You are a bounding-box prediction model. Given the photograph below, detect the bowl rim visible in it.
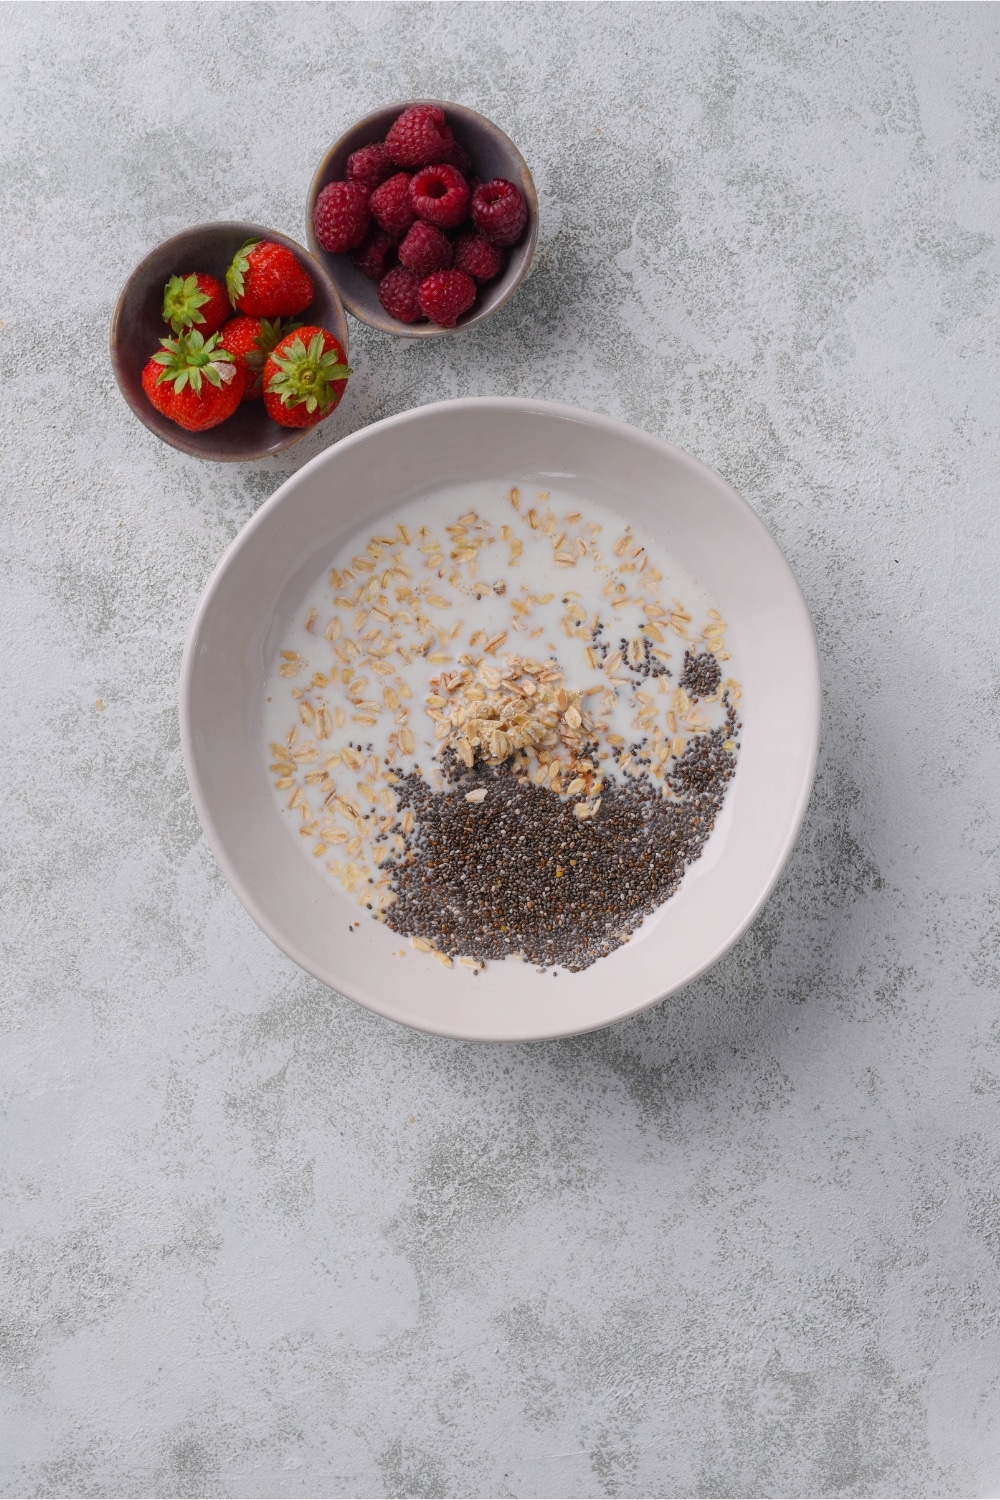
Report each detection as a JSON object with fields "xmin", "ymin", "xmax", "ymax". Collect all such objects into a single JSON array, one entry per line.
[
  {"xmin": 305, "ymin": 99, "xmax": 538, "ymax": 339},
  {"xmin": 109, "ymin": 220, "xmax": 350, "ymax": 463},
  {"xmin": 179, "ymin": 396, "xmax": 822, "ymax": 1042}
]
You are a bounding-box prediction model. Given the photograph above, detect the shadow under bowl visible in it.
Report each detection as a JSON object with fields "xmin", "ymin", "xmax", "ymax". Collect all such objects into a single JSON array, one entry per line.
[
  {"xmin": 306, "ymin": 101, "xmax": 538, "ymax": 338},
  {"xmin": 110, "ymin": 222, "xmax": 350, "ymax": 462}
]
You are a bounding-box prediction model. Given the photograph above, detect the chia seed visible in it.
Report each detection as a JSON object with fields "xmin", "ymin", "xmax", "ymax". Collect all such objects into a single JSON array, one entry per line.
[
  {"xmin": 679, "ymin": 649, "xmax": 722, "ymax": 700},
  {"xmin": 617, "ymin": 634, "xmax": 672, "ymax": 680},
  {"xmin": 380, "ymin": 695, "xmax": 741, "ymax": 972}
]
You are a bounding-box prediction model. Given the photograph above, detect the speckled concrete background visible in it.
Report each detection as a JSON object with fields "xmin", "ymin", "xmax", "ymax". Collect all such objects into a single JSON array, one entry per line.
[{"xmin": 2, "ymin": 3, "xmax": 999, "ymax": 1496}]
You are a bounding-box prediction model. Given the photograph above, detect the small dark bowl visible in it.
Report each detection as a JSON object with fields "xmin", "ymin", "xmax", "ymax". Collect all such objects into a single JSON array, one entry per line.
[
  {"xmin": 110, "ymin": 222, "xmax": 350, "ymax": 462},
  {"xmin": 306, "ymin": 102, "xmax": 538, "ymax": 338}
]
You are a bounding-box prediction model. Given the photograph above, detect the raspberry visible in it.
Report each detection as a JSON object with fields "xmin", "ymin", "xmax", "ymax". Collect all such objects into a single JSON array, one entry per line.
[
  {"xmin": 410, "ymin": 164, "xmax": 471, "ymax": 230},
  {"xmin": 444, "ymin": 138, "xmax": 472, "ymax": 176},
  {"xmin": 350, "ymin": 226, "xmax": 397, "ymax": 281},
  {"xmin": 398, "ymin": 221, "xmax": 452, "ymax": 276},
  {"xmin": 385, "ymin": 104, "xmax": 454, "ymax": 169},
  {"xmin": 452, "ymin": 231, "xmax": 506, "ymax": 283},
  {"xmin": 313, "ymin": 181, "xmax": 370, "ymax": 253},
  {"xmin": 369, "ymin": 171, "xmax": 417, "ymax": 240},
  {"xmin": 346, "ymin": 142, "xmax": 394, "ymax": 194},
  {"xmin": 471, "ymin": 178, "xmax": 528, "ymax": 246},
  {"xmin": 378, "ymin": 266, "xmax": 425, "ymax": 324},
  {"xmin": 418, "ymin": 269, "xmax": 477, "ymax": 327}
]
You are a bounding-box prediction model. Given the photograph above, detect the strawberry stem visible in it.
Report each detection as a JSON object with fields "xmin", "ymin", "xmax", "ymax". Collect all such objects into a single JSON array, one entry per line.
[
  {"xmin": 151, "ymin": 330, "xmax": 234, "ymax": 395},
  {"xmin": 266, "ymin": 332, "xmax": 351, "ymax": 415},
  {"xmin": 225, "ymin": 239, "xmax": 259, "ymax": 306},
  {"xmin": 162, "ymin": 274, "xmax": 210, "ymax": 334}
]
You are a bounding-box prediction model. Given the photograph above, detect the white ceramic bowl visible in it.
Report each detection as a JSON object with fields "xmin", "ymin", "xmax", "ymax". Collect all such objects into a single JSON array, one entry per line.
[{"xmin": 180, "ymin": 399, "xmax": 820, "ymax": 1042}]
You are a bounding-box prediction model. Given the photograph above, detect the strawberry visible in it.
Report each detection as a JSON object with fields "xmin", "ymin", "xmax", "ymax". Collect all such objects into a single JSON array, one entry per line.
[
  {"xmin": 217, "ymin": 315, "xmax": 294, "ymax": 401},
  {"xmin": 142, "ymin": 330, "xmax": 245, "ymax": 431},
  {"xmin": 226, "ymin": 239, "xmax": 314, "ymax": 318},
  {"xmin": 161, "ymin": 272, "xmax": 229, "ymax": 336},
  {"xmin": 263, "ymin": 326, "xmax": 350, "ymax": 429}
]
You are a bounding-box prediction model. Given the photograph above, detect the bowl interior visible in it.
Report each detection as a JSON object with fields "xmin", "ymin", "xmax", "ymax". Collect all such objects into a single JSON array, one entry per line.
[
  {"xmin": 180, "ymin": 399, "xmax": 820, "ymax": 1041},
  {"xmin": 306, "ymin": 102, "xmax": 538, "ymax": 338},
  {"xmin": 111, "ymin": 222, "xmax": 349, "ymax": 462}
]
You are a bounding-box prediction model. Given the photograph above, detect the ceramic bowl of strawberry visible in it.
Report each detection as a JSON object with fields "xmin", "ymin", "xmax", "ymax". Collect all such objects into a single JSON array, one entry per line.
[
  {"xmin": 111, "ymin": 222, "xmax": 350, "ymax": 462},
  {"xmin": 306, "ymin": 102, "xmax": 537, "ymax": 338}
]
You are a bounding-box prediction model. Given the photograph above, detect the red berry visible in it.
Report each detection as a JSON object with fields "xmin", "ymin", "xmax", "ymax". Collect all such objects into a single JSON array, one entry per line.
[
  {"xmin": 410, "ymin": 164, "xmax": 470, "ymax": 230},
  {"xmin": 444, "ymin": 139, "xmax": 473, "ymax": 176},
  {"xmin": 216, "ymin": 315, "xmax": 291, "ymax": 400},
  {"xmin": 350, "ymin": 226, "xmax": 397, "ymax": 281},
  {"xmin": 377, "ymin": 266, "xmax": 425, "ymax": 324},
  {"xmin": 418, "ymin": 269, "xmax": 477, "ymax": 327},
  {"xmin": 369, "ymin": 172, "xmax": 417, "ymax": 240},
  {"xmin": 170, "ymin": 368, "xmax": 246, "ymax": 431},
  {"xmin": 142, "ymin": 330, "xmax": 246, "ymax": 431},
  {"xmin": 142, "ymin": 356, "xmax": 178, "ymax": 420},
  {"xmin": 398, "ymin": 221, "xmax": 452, "ymax": 276},
  {"xmin": 263, "ymin": 326, "xmax": 350, "ymax": 429},
  {"xmin": 313, "ymin": 181, "xmax": 370, "ymax": 253},
  {"xmin": 452, "ymin": 231, "xmax": 506, "ymax": 283},
  {"xmin": 346, "ymin": 142, "xmax": 394, "ymax": 193},
  {"xmin": 161, "ymin": 273, "xmax": 229, "ymax": 337},
  {"xmin": 471, "ymin": 178, "xmax": 528, "ymax": 246},
  {"xmin": 226, "ymin": 240, "xmax": 314, "ymax": 318},
  {"xmin": 385, "ymin": 104, "xmax": 454, "ymax": 169}
]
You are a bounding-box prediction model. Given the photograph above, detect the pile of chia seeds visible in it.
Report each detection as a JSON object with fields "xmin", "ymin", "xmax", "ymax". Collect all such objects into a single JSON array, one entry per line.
[
  {"xmin": 379, "ymin": 693, "xmax": 741, "ymax": 971},
  {"xmin": 679, "ymin": 648, "xmax": 723, "ymax": 699}
]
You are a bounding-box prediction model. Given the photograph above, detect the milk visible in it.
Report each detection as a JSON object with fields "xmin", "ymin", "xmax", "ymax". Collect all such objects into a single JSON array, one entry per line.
[{"xmin": 263, "ymin": 482, "xmax": 739, "ymax": 895}]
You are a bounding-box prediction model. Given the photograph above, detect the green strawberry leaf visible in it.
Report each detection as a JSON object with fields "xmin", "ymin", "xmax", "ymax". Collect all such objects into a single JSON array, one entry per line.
[
  {"xmin": 162, "ymin": 273, "xmax": 211, "ymax": 334},
  {"xmin": 244, "ymin": 317, "xmax": 298, "ymax": 372},
  {"xmin": 225, "ymin": 238, "xmax": 259, "ymax": 306},
  {"xmin": 265, "ymin": 331, "xmax": 351, "ymax": 415},
  {"xmin": 152, "ymin": 330, "xmax": 234, "ymax": 393}
]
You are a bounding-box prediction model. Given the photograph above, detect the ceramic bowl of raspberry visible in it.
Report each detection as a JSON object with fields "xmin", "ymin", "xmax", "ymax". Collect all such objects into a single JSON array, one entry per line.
[
  {"xmin": 306, "ymin": 101, "xmax": 538, "ymax": 338},
  {"xmin": 110, "ymin": 222, "xmax": 351, "ymax": 462}
]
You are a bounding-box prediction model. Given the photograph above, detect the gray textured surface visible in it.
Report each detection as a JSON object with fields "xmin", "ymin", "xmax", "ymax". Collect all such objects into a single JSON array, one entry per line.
[{"xmin": 1, "ymin": 3, "xmax": 999, "ymax": 1495}]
